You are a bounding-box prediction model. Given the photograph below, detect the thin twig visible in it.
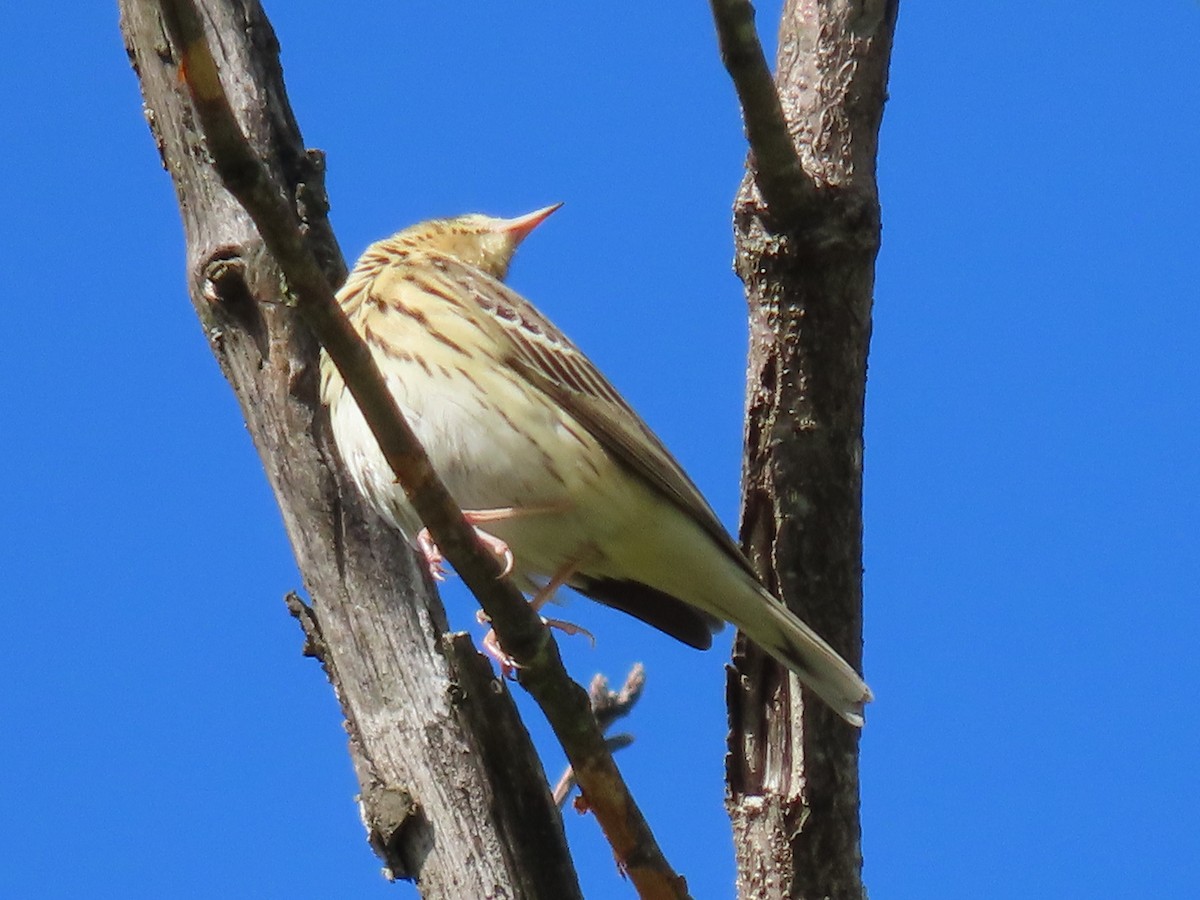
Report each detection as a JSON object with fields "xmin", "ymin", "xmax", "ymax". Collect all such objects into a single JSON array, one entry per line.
[
  {"xmin": 157, "ymin": 2, "xmax": 687, "ymax": 895},
  {"xmin": 708, "ymin": 0, "xmax": 814, "ymax": 222},
  {"xmin": 554, "ymin": 735, "xmax": 635, "ymax": 808},
  {"xmin": 554, "ymin": 665, "xmax": 647, "ymax": 806},
  {"xmin": 592, "ymin": 664, "xmax": 647, "ymax": 730}
]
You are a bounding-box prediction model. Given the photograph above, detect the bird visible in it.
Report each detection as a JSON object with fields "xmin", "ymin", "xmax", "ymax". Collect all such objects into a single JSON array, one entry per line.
[{"xmin": 318, "ymin": 205, "xmax": 873, "ymax": 726}]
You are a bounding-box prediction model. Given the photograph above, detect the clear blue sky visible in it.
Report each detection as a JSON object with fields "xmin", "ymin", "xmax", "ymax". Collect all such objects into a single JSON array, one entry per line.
[{"xmin": 3, "ymin": 2, "xmax": 1197, "ymax": 897}]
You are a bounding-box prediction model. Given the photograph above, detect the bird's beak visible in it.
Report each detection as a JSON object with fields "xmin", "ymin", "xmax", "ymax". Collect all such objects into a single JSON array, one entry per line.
[{"xmin": 496, "ymin": 203, "xmax": 563, "ymax": 244}]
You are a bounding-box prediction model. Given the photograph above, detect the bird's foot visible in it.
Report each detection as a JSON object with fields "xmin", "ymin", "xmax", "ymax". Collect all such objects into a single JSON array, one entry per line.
[
  {"xmin": 478, "ymin": 618, "xmax": 518, "ymax": 677},
  {"xmin": 477, "ymin": 609, "xmax": 595, "ymax": 679},
  {"xmin": 416, "ymin": 513, "xmax": 516, "ymax": 581},
  {"xmin": 471, "ymin": 526, "xmax": 515, "ymax": 577},
  {"xmin": 416, "ymin": 528, "xmax": 448, "ymax": 581},
  {"xmin": 542, "ymin": 617, "xmax": 596, "ymax": 647}
]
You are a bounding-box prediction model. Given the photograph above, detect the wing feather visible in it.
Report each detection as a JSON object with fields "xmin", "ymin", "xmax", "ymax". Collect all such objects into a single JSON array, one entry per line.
[{"xmin": 422, "ymin": 253, "xmax": 753, "ymax": 575}]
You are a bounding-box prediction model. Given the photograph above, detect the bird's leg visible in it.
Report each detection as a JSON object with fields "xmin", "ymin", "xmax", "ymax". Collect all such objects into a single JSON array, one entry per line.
[
  {"xmin": 416, "ymin": 529, "xmax": 448, "ymax": 581},
  {"xmin": 414, "ymin": 509, "xmax": 516, "ymax": 581},
  {"xmin": 470, "ymin": 527, "xmax": 515, "ymax": 577},
  {"xmin": 480, "ymin": 627, "xmax": 515, "ymax": 677},
  {"xmin": 480, "ymin": 556, "xmax": 596, "ymax": 678},
  {"xmin": 531, "ymin": 560, "xmax": 596, "ymax": 644},
  {"xmin": 415, "ymin": 504, "xmax": 568, "ymax": 581},
  {"xmin": 530, "ymin": 557, "xmax": 580, "ymax": 609}
]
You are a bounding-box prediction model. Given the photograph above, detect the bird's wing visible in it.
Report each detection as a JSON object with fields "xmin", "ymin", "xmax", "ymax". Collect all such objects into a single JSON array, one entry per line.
[{"xmin": 424, "ymin": 253, "xmax": 753, "ymax": 574}]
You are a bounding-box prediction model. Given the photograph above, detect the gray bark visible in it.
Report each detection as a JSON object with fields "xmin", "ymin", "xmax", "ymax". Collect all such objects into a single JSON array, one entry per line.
[
  {"xmin": 118, "ymin": 1, "xmax": 580, "ymax": 896},
  {"xmin": 726, "ymin": 1, "xmax": 898, "ymax": 898}
]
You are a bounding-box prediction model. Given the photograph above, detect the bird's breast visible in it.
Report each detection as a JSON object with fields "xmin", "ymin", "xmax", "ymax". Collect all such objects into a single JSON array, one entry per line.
[
  {"xmin": 325, "ymin": 337, "xmax": 638, "ymax": 582},
  {"xmin": 386, "ymin": 351, "xmax": 562, "ymax": 489}
]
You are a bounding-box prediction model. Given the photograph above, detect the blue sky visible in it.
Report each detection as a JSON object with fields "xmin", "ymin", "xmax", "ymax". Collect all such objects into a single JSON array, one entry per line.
[{"xmin": 2, "ymin": 2, "xmax": 1197, "ymax": 897}]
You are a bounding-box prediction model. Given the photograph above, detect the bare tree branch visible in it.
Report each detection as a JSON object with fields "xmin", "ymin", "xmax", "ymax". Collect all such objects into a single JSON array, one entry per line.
[
  {"xmin": 151, "ymin": 0, "xmax": 687, "ymax": 895},
  {"xmin": 708, "ymin": 0, "xmax": 812, "ymax": 222},
  {"xmin": 553, "ymin": 666, "xmax": 647, "ymax": 807},
  {"xmin": 709, "ymin": 0, "xmax": 899, "ymax": 898},
  {"xmin": 121, "ymin": 0, "xmax": 581, "ymax": 892}
]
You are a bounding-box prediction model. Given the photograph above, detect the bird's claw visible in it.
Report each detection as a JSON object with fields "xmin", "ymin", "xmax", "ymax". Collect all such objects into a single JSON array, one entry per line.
[
  {"xmin": 482, "ymin": 627, "xmax": 520, "ymax": 679},
  {"xmin": 416, "ymin": 524, "xmax": 514, "ymax": 580},
  {"xmin": 472, "ymin": 528, "xmax": 515, "ymax": 578},
  {"xmin": 542, "ymin": 617, "xmax": 596, "ymax": 647},
  {"xmin": 480, "ymin": 614, "xmax": 596, "ymax": 679},
  {"xmin": 417, "ymin": 528, "xmax": 449, "ymax": 581}
]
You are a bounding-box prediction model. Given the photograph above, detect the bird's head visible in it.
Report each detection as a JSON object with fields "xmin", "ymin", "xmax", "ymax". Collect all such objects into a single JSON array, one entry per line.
[{"xmin": 393, "ymin": 203, "xmax": 562, "ymax": 280}]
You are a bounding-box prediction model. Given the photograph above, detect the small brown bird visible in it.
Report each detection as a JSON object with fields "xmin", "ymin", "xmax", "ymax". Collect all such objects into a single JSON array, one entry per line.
[{"xmin": 319, "ymin": 205, "xmax": 872, "ymax": 726}]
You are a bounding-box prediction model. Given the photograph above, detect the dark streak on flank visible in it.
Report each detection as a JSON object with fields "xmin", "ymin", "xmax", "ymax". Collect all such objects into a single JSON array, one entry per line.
[
  {"xmin": 427, "ymin": 328, "xmax": 466, "ymax": 354},
  {"xmin": 559, "ymin": 419, "xmax": 605, "ymax": 478},
  {"xmin": 420, "ymin": 277, "xmax": 470, "ymax": 311},
  {"xmin": 363, "ymin": 324, "xmax": 409, "ymax": 361},
  {"xmin": 392, "ymin": 298, "xmax": 466, "ymax": 355},
  {"xmin": 453, "ymin": 365, "xmax": 484, "ymax": 394},
  {"xmin": 394, "ymin": 300, "xmax": 429, "ymax": 326},
  {"xmin": 536, "ymin": 445, "xmax": 564, "ymax": 484}
]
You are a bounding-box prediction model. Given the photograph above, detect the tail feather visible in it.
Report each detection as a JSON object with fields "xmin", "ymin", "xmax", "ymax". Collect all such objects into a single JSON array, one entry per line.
[
  {"xmin": 735, "ymin": 587, "xmax": 872, "ymax": 727},
  {"xmin": 575, "ymin": 576, "xmax": 723, "ymax": 651}
]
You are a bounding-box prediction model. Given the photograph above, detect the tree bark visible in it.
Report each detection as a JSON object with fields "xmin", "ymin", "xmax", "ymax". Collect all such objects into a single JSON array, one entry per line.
[
  {"xmin": 724, "ymin": 1, "xmax": 898, "ymax": 898},
  {"xmin": 118, "ymin": 2, "xmax": 580, "ymax": 896}
]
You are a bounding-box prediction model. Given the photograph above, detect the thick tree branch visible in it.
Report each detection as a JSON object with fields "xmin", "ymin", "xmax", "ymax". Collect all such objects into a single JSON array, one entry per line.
[
  {"xmin": 122, "ymin": 0, "xmax": 578, "ymax": 895},
  {"xmin": 710, "ymin": 1, "xmax": 899, "ymax": 898},
  {"xmin": 154, "ymin": 1, "xmax": 686, "ymax": 895}
]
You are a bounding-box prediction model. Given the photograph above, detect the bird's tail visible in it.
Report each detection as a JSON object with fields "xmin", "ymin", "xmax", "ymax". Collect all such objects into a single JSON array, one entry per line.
[{"xmin": 733, "ymin": 584, "xmax": 873, "ymax": 727}]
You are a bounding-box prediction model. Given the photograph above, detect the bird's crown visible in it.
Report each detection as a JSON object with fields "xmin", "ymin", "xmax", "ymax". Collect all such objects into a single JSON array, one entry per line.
[{"xmin": 386, "ymin": 203, "xmax": 562, "ymax": 280}]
